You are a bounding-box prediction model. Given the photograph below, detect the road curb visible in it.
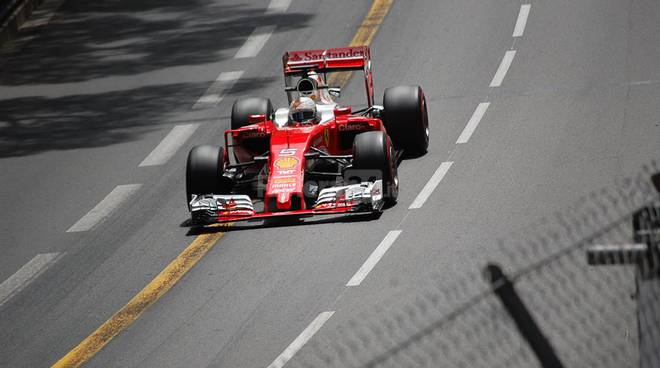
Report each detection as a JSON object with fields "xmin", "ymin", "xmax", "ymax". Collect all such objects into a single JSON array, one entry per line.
[{"xmin": 0, "ymin": 0, "xmax": 44, "ymax": 45}]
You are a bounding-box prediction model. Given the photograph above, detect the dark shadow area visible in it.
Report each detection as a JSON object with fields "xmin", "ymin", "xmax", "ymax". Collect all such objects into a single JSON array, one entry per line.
[
  {"xmin": 0, "ymin": 0, "xmax": 313, "ymax": 85},
  {"xmin": 0, "ymin": 0, "xmax": 312, "ymax": 157},
  {"xmin": 0, "ymin": 76, "xmax": 276, "ymax": 157},
  {"xmin": 184, "ymin": 211, "xmax": 382, "ymax": 235}
]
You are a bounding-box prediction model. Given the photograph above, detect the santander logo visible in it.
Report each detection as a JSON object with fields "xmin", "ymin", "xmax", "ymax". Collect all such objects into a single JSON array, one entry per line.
[
  {"xmin": 289, "ymin": 52, "xmax": 303, "ymax": 62},
  {"xmin": 288, "ymin": 48, "xmax": 364, "ymax": 62}
]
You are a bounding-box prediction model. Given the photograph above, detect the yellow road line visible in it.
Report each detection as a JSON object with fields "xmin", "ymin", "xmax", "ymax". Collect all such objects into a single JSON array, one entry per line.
[
  {"xmin": 52, "ymin": 1, "xmax": 395, "ymax": 366},
  {"xmin": 327, "ymin": 0, "xmax": 394, "ymax": 88},
  {"xmin": 350, "ymin": 0, "xmax": 394, "ymax": 46},
  {"xmin": 51, "ymin": 228, "xmax": 228, "ymax": 368}
]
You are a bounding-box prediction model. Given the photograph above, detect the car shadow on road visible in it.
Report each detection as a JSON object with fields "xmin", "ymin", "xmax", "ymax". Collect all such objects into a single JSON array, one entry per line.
[{"xmin": 182, "ymin": 212, "xmax": 383, "ymax": 235}]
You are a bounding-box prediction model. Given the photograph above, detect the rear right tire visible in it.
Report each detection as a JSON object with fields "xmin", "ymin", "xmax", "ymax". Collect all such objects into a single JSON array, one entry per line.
[{"xmin": 382, "ymin": 85, "xmax": 429, "ymax": 156}]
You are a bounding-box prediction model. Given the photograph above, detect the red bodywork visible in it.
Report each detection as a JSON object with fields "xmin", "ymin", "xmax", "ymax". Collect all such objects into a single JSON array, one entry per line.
[{"xmin": 212, "ymin": 46, "xmax": 387, "ymax": 223}]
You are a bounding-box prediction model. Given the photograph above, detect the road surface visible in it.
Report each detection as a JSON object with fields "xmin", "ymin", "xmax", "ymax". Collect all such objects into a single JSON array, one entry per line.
[{"xmin": 0, "ymin": 0, "xmax": 659, "ymax": 366}]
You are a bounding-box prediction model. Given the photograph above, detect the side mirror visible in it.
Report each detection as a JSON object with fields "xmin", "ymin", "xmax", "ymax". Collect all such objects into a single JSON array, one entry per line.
[
  {"xmin": 248, "ymin": 114, "xmax": 267, "ymax": 124},
  {"xmin": 328, "ymin": 87, "xmax": 341, "ymax": 98},
  {"xmin": 334, "ymin": 106, "xmax": 352, "ymax": 116},
  {"xmin": 371, "ymin": 105, "xmax": 384, "ymax": 118}
]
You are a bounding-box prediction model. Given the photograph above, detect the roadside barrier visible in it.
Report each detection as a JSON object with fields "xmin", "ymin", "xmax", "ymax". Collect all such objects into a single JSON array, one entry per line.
[{"xmin": 287, "ymin": 159, "xmax": 660, "ymax": 368}]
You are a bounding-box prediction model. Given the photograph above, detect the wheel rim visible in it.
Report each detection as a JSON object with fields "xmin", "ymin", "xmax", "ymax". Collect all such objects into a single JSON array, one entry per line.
[
  {"xmin": 422, "ymin": 96, "xmax": 429, "ymax": 146},
  {"xmin": 388, "ymin": 143, "xmax": 399, "ymax": 200}
]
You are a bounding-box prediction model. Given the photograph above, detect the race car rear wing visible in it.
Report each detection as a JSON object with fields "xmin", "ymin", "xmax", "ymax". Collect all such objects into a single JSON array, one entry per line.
[
  {"xmin": 282, "ymin": 46, "xmax": 370, "ymax": 73},
  {"xmin": 282, "ymin": 46, "xmax": 375, "ymax": 106}
]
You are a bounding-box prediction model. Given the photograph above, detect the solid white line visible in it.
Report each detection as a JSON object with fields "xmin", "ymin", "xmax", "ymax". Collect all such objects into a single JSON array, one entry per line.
[
  {"xmin": 266, "ymin": 0, "xmax": 292, "ymax": 14},
  {"xmin": 456, "ymin": 102, "xmax": 490, "ymax": 144},
  {"xmin": 347, "ymin": 230, "xmax": 402, "ymax": 286},
  {"xmin": 266, "ymin": 311, "xmax": 335, "ymax": 368},
  {"xmin": 409, "ymin": 162, "xmax": 454, "ymax": 209},
  {"xmin": 139, "ymin": 124, "xmax": 200, "ymax": 167},
  {"xmin": 0, "ymin": 253, "xmax": 62, "ymax": 306},
  {"xmin": 489, "ymin": 50, "xmax": 516, "ymax": 87},
  {"xmin": 234, "ymin": 26, "xmax": 276, "ymax": 58},
  {"xmin": 512, "ymin": 4, "xmax": 531, "ymax": 37},
  {"xmin": 67, "ymin": 184, "xmax": 142, "ymax": 232},
  {"xmin": 192, "ymin": 71, "xmax": 244, "ymax": 110}
]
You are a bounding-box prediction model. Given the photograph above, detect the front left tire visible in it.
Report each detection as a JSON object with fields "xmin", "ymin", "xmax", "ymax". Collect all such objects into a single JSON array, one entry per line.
[{"xmin": 186, "ymin": 145, "xmax": 232, "ymax": 208}]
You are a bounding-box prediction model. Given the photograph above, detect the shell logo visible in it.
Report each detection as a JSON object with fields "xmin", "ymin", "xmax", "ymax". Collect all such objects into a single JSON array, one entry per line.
[{"xmin": 274, "ymin": 156, "xmax": 299, "ymax": 170}]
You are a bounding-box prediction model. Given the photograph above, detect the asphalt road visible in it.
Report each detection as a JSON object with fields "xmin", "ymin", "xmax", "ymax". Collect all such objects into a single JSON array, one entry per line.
[{"xmin": 1, "ymin": 0, "xmax": 659, "ymax": 367}]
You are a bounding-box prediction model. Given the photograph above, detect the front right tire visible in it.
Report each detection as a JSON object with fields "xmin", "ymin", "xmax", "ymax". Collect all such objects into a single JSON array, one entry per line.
[{"xmin": 350, "ymin": 131, "xmax": 399, "ymax": 205}]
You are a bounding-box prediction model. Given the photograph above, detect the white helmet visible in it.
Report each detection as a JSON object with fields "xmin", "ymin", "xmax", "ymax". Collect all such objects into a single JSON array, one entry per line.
[{"xmin": 289, "ymin": 97, "xmax": 318, "ymax": 124}]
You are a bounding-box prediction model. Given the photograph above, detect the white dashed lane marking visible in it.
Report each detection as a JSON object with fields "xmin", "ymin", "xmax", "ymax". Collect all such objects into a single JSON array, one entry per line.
[
  {"xmin": 266, "ymin": 311, "xmax": 335, "ymax": 368},
  {"xmin": 489, "ymin": 50, "xmax": 516, "ymax": 87},
  {"xmin": 234, "ymin": 26, "xmax": 277, "ymax": 59},
  {"xmin": 0, "ymin": 253, "xmax": 62, "ymax": 306},
  {"xmin": 192, "ymin": 71, "xmax": 244, "ymax": 110},
  {"xmin": 139, "ymin": 124, "xmax": 200, "ymax": 167},
  {"xmin": 347, "ymin": 230, "xmax": 402, "ymax": 287},
  {"xmin": 512, "ymin": 4, "xmax": 531, "ymax": 37},
  {"xmin": 409, "ymin": 162, "xmax": 454, "ymax": 209},
  {"xmin": 67, "ymin": 184, "xmax": 142, "ymax": 232},
  {"xmin": 456, "ymin": 102, "xmax": 490, "ymax": 144}
]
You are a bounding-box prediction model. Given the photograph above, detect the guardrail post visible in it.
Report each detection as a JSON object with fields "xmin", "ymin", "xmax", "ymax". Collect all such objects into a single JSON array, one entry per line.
[
  {"xmin": 585, "ymin": 172, "xmax": 660, "ymax": 368},
  {"xmin": 484, "ymin": 263, "xmax": 566, "ymax": 368}
]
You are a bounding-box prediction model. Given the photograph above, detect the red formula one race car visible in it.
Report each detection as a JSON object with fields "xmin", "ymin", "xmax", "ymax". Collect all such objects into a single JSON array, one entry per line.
[{"xmin": 186, "ymin": 46, "xmax": 429, "ymax": 224}]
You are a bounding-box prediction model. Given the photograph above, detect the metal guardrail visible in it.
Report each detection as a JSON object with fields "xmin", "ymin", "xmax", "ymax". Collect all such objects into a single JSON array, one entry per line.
[
  {"xmin": 585, "ymin": 173, "xmax": 660, "ymax": 368},
  {"xmin": 284, "ymin": 160, "xmax": 660, "ymax": 368}
]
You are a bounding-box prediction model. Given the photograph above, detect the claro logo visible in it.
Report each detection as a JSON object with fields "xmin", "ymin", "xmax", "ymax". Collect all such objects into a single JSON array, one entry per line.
[{"xmin": 338, "ymin": 122, "xmax": 369, "ymax": 132}]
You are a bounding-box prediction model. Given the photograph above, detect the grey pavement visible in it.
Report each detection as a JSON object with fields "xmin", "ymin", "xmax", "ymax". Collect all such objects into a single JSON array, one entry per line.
[{"xmin": 0, "ymin": 0, "xmax": 659, "ymax": 367}]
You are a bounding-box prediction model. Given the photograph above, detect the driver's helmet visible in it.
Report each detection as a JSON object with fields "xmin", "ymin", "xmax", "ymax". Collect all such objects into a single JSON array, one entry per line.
[{"xmin": 289, "ymin": 97, "xmax": 318, "ymax": 124}]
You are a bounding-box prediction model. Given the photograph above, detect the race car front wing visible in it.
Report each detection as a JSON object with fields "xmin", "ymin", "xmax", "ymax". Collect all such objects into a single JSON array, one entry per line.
[{"xmin": 189, "ymin": 180, "xmax": 384, "ymax": 224}]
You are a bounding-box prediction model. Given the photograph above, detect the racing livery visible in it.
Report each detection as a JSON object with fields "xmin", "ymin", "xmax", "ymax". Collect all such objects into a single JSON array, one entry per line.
[{"xmin": 186, "ymin": 46, "xmax": 429, "ymax": 224}]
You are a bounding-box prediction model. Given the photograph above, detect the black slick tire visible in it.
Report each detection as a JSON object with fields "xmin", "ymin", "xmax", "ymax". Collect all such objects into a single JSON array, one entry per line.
[
  {"xmin": 231, "ymin": 97, "xmax": 273, "ymax": 130},
  {"xmin": 382, "ymin": 85, "xmax": 429, "ymax": 156},
  {"xmin": 185, "ymin": 145, "xmax": 231, "ymax": 208},
  {"xmin": 351, "ymin": 131, "xmax": 399, "ymax": 205}
]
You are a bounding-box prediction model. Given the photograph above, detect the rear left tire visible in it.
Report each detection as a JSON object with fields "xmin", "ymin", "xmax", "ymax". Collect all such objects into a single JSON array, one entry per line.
[{"xmin": 231, "ymin": 97, "xmax": 273, "ymax": 130}]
